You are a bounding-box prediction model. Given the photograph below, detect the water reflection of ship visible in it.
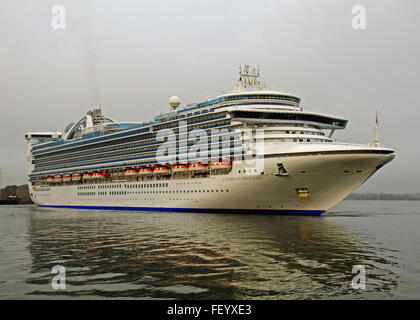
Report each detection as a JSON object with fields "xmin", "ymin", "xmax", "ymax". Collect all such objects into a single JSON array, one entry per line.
[{"xmin": 25, "ymin": 207, "xmax": 399, "ymax": 299}]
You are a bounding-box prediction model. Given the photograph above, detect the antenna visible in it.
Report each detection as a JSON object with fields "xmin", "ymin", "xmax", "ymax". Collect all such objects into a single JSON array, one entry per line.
[{"xmin": 235, "ymin": 63, "xmax": 264, "ymax": 92}]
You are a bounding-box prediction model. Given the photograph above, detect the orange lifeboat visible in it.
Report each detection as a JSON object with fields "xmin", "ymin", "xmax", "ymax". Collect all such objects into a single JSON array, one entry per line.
[
  {"xmin": 188, "ymin": 163, "xmax": 208, "ymax": 172},
  {"xmin": 138, "ymin": 168, "xmax": 153, "ymax": 176},
  {"xmin": 83, "ymin": 173, "xmax": 92, "ymax": 180},
  {"xmin": 54, "ymin": 174, "xmax": 63, "ymax": 183},
  {"xmin": 172, "ymin": 164, "xmax": 188, "ymax": 173},
  {"xmin": 153, "ymin": 166, "xmax": 170, "ymax": 175},
  {"xmin": 71, "ymin": 173, "xmax": 82, "ymax": 182},
  {"xmin": 63, "ymin": 174, "xmax": 72, "ymax": 182},
  {"xmin": 210, "ymin": 162, "xmax": 232, "ymax": 171},
  {"xmin": 47, "ymin": 176, "xmax": 54, "ymax": 184},
  {"xmin": 125, "ymin": 169, "xmax": 138, "ymax": 177},
  {"xmin": 92, "ymin": 172, "xmax": 104, "ymax": 180}
]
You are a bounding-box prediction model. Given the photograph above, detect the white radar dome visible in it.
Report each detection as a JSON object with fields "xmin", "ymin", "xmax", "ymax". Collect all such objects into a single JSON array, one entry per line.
[{"xmin": 169, "ymin": 96, "xmax": 181, "ymax": 110}]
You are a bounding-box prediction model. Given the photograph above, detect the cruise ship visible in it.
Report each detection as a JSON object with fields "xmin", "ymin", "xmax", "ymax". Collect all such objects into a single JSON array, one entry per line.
[{"xmin": 25, "ymin": 65, "xmax": 395, "ymax": 215}]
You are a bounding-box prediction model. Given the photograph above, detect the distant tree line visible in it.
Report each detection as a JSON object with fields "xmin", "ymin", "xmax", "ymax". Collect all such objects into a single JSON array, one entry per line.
[{"xmin": 346, "ymin": 193, "xmax": 420, "ymax": 200}]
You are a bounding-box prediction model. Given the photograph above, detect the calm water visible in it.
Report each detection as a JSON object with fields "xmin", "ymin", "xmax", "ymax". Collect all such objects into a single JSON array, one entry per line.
[{"xmin": 0, "ymin": 201, "xmax": 419, "ymax": 299}]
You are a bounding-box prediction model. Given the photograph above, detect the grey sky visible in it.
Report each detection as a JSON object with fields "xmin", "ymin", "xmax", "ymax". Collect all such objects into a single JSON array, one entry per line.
[{"xmin": 0, "ymin": 0, "xmax": 419, "ymax": 192}]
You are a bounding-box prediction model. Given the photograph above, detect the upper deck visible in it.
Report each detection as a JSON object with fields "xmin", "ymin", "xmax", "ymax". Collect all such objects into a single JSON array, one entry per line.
[{"xmin": 25, "ymin": 65, "xmax": 349, "ymax": 179}]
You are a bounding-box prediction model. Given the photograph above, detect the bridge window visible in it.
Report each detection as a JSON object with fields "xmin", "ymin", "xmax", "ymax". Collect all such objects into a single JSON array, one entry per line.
[{"xmin": 231, "ymin": 111, "xmax": 347, "ymax": 127}]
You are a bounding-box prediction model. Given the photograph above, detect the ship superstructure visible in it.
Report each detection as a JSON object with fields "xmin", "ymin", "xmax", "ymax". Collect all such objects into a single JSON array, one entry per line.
[{"xmin": 25, "ymin": 65, "xmax": 395, "ymax": 214}]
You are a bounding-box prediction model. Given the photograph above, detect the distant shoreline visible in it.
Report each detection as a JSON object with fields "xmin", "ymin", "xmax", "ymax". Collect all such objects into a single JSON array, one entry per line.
[
  {"xmin": 345, "ymin": 193, "xmax": 420, "ymax": 200},
  {"xmin": 0, "ymin": 184, "xmax": 32, "ymax": 205}
]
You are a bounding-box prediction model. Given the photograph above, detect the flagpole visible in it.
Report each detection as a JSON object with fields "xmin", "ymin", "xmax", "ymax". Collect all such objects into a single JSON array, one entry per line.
[{"xmin": 374, "ymin": 111, "xmax": 380, "ymax": 147}]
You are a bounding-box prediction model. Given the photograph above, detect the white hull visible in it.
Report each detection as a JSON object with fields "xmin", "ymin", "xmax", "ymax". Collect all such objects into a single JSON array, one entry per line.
[{"xmin": 28, "ymin": 144, "xmax": 395, "ymax": 215}]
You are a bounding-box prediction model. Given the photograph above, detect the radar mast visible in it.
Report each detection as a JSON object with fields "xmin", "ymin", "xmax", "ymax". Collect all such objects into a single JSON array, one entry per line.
[{"xmin": 234, "ymin": 64, "xmax": 265, "ymax": 92}]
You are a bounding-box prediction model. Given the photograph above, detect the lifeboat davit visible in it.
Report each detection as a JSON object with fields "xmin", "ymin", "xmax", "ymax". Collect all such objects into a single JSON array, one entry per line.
[
  {"xmin": 153, "ymin": 166, "xmax": 170, "ymax": 175},
  {"xmin": 138, "ymin": 168, "xmax": 153, "ymax": 176},
  {"xmin": 111, "ymin": 172, "xmax": 121, "ymax": 178},
  {"xmin": 188, "ymin": 163, "xmax": 208, "ymax": 172},
  {"xmin": 125, "ymin": 169, "xmax": 138, "ymax": 177},
  {"xmin": 92, "ymin": 172, "xmax": 104, "ymax": 180},
  {"xmin": 72, "ymin": 173, "xmax": 82, "ymax": 181},
  {"xmin": 210, "ymin": 162, "xmax": 232, "ymax": 171},
  {"xmin": 172, "ymin": 164, "xmax": 188, "ymax": 173},
  {"xmin": 54, "ymin": 175, "xmax": 63, "ymax": 182},
  {"xmin": 63, "ymin": 174, "xmax": 72, "ymax": 182},
  {"xmin": 83, "ymin": 173, "xmax": 92, "ymax": 180}
]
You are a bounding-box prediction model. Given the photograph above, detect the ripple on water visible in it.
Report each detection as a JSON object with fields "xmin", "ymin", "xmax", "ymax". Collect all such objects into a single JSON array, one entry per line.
[{"xmin": 1, "ymin": 202, "xmax": 419, "ymax": 299}]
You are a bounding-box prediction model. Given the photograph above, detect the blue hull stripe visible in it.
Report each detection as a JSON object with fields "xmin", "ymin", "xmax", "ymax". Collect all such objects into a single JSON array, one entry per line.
[{"xmin": 39, "ymin": 205, "xmax": 324, "ymax": 215}]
